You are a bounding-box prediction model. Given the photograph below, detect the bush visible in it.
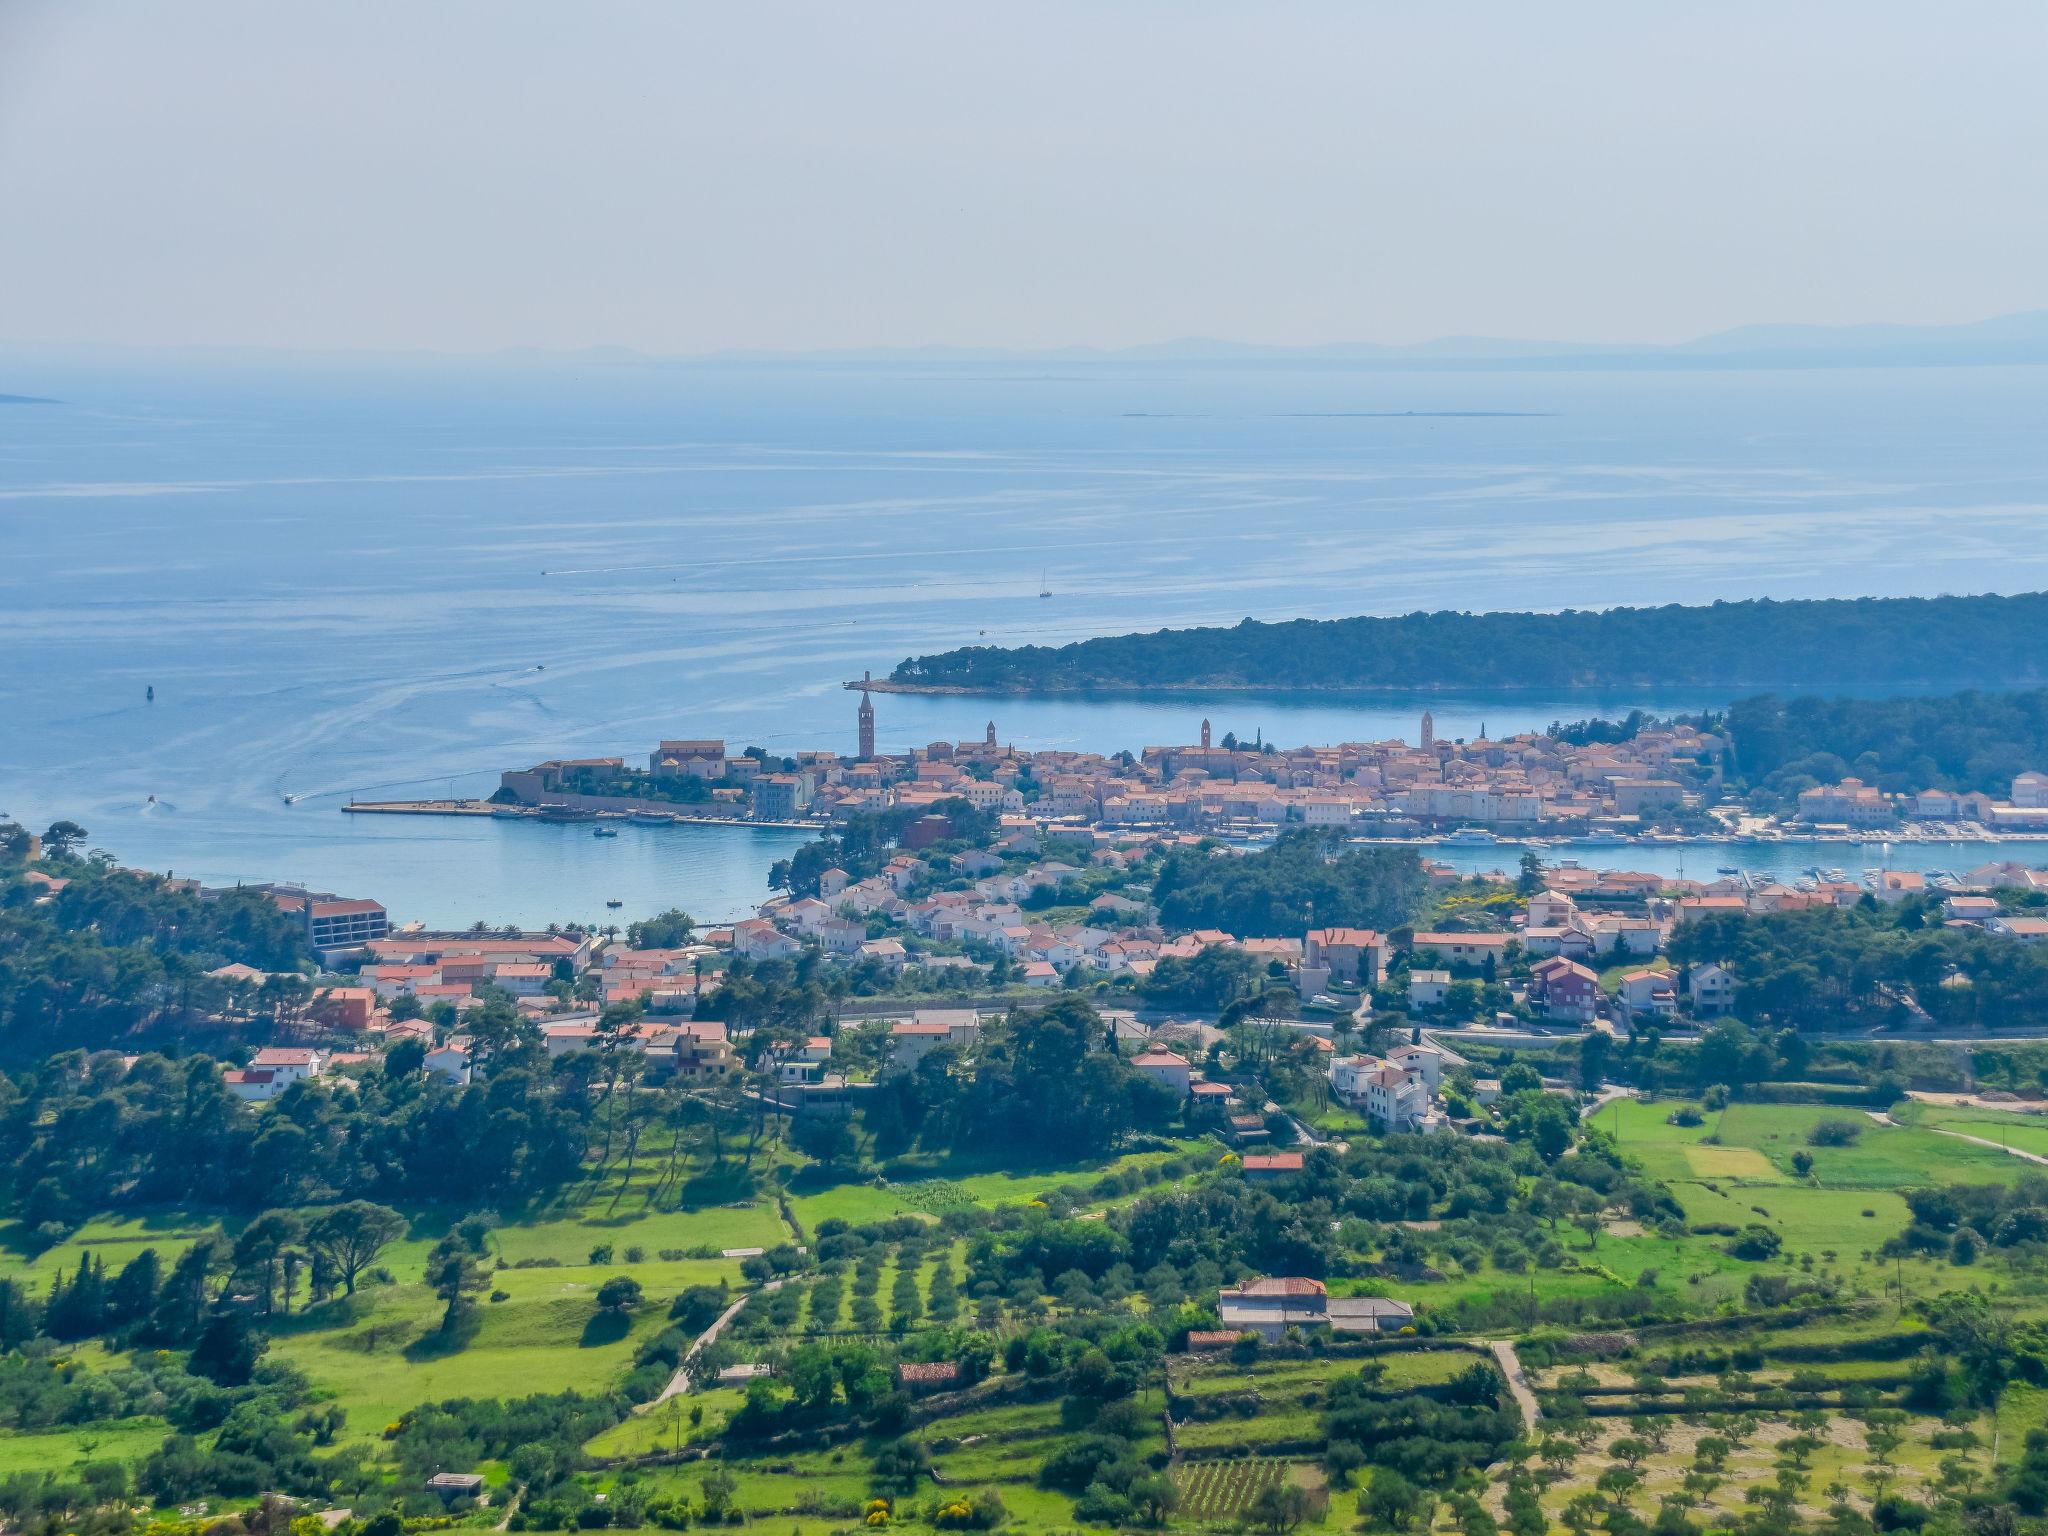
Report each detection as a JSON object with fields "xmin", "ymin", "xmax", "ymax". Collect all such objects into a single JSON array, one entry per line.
[
  {"xmin": 1808, "ymin": 1119, "xmax": 1863, "ymax": 1147},
  {"xmin": 1725, "ymin": 1225, "xmax": 1782, "ymax": 1262}
]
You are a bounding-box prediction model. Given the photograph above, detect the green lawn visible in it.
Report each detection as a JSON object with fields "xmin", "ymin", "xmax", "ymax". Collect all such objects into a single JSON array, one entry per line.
[
  {"xmin": 786, "ymin": 1141, "xmax": 1204, "ymax": 1230},
  {"xmin": 1897, "ymin": 1101, "xmax": 2048, "ymax": 1160},
  {"xmin": 267, "ymin": 1254, "xmax": 738, "ymax": 1446},
  {"xmin": 0, "ymin": 1417, "xmax": 174, "ymax": 1475}
]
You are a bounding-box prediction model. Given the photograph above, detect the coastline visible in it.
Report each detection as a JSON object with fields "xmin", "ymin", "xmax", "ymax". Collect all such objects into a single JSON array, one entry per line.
[{"xmin": 852, "ymin": 676, "xmax": 2048, "ymax": 697}]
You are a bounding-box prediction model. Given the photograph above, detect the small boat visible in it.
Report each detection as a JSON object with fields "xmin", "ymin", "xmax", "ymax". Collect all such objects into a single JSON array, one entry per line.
[
  {"xmin": 629, "ymin": 812, "xmax": 672, "ymax": 827},
  {"xmin": 146, "ymin": 685, "xmax": 154, "ymax": 702},
  {"xmin": 1038, "ymin": 567, "xmax": 1052, "ymax": 598},
  {"xmin": 593, "ymin": 826, "xmax": 620, "ymax": 838},
  {"xmin": 606, "ymin": 899, "xmax": 624, "ymax": 909}
]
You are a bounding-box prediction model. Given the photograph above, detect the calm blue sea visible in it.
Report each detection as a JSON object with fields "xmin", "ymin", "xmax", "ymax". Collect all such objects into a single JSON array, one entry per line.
[{"xmin": 3, "ymin": 356, "xmax": 2046, "ymax": 927}]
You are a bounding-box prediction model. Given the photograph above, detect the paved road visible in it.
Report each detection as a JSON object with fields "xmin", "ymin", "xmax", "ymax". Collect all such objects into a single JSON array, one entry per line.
[
  {"xmin": 639, "ymin": 1279, "xmax": 784, "ymax": 1412},
  {"xmin": 1487, "ymin": 1339, "xmax": 1541, "ymax": 1431}
]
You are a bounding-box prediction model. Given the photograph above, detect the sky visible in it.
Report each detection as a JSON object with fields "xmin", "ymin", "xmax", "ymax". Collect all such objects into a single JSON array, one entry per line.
[{"xmin": 2, "ymin": 1, "xmax": 2045, "ymax": 356}]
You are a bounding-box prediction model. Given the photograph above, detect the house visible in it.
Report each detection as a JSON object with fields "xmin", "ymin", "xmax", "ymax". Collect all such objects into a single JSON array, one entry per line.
[
  {"xmin": 424, "ymin": 1038, "xmax": 473, "ymax": 1084},
  {"xmin": 223, "ymin": 1068, "xmax": 281, "ymax": 1102},
  {"xmin": 1386, "ymin": 1043, "xmax": 1443, "ymax": 1089},
  {"xmin": 889, "ymin": 1010, "xmax": 981, "ymax": 1068},
  {"xmin": 1407, "ymin": 969, "xmax": 1451, "ymax": 1009},
  {"xmin": 249, "ymin": 1046, "xmax": 323, "ymax": 1086},
  {"xmin": 1130, "ymin": 1049, "xmax": 1192, "ymax": 1095},
  {"xmin": 1341, "ymin": 1060, "xmax": 1434, "ymax": 1132},
  {"xmin": 1303, "ymin": 927, "xmax": 1387, "ymax": 986},
  {"xmin": 1990, "ymin": 916, "xmax": 2048, "ymax": 943},
  {"xmin": 490, "ymin": 962, "xmax": 552, "ymax": 997},
  {"xmin": 1240, "ymin": 1152, "xmax": 1304, "ymax": 1180},
  {"xmin": 1943, "ymin": 894, "xmax": 2003, "ymax": 925},
  {"xmin": 1687, "ymin": 962, "xmax": 1735, "ymax": 1017},
  {"xmin": 1872, "ymin": 870, "xmax": 1926, "ymax": 904},
  {"xmin": 1528, "ymin": 956, "xmax": 1599, "ymax": 1024},
  {"xmin": 1409, "ymin": 932, "xmax": 1512, "ymax": 971},
  {"xmin": 732, "ymin": 918, "xmax": 800, "ymax": 961},
  {"xmin": 1616, "ymin": 969, "xmax": 1679, "ymax": 1021},
  {"xmin": 1216, "ymin": 1276, "xmax": 1413, "ymax": 1339},
  {"xmin": 311, "ymin": 987, "xmax": 377, "ymax": 1032},
  {"xmin": 858, "ymin": 937, "xmax": 907, "ymax": 968},
  {"xmin": 1021, "ymin": 959, "xmax": 1060, "ymax": 988},
  {"xmin": 425, "ymin": 1473, "xmax": 486, "ymax": 1504}
]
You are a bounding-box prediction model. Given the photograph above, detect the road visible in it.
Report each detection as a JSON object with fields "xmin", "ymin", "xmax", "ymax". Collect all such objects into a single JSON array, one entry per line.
[
  {"xmin": 639, "ymin": 1278, "xmax": 784, "ymax": 1412},
  {"xmin": 1926, "ymin": 1127, "xmax": 2048, "ymax": 1167},
  {"xmin": 1487, "ymin": 1339, "xmax": 1541, "ymax": 1431}
]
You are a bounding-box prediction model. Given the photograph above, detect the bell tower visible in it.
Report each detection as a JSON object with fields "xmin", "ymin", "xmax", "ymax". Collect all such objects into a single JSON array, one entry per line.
[
  {"xmin": 1420, "ymin": 710, "xmax": 1434, "ymax": 750},
  {"xmin": 1200, "ymin": 718, "xmax": 1212, "ymax": 749},
  {"xmin": 857, "ymin": 673, "xmax": 876, "ymax": 761}
]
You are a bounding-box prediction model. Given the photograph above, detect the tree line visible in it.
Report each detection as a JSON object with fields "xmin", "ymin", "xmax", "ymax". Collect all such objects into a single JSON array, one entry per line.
[{"xmin": 887, "ymin": 592, "xmax": 2048, "ymax": 693}]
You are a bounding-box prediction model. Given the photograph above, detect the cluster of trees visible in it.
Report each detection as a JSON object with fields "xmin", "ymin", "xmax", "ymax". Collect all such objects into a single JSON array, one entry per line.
[
  {"xmin": 887, "ymin": 592, "xmax": 2048, "ymax": 692},
  {"xmin": 0, "ymin": 850, "xmax": 312, "ymax": 1058},
  {"xmin": 1898, "ymin": 1176, "xmax": 2048, "ymax": 1263},
  {"xmin": 862, "ymin": 997, "xmax": 1182, "ymax": 1160},
  {"xmin": 1669, "ymin": 901, "xmax": 2048, "ymax": 1033},
  {"xmin": 2, "ymin": 1037, "xmax": 589, "ymax": 1238},
  {"xmin": 1152, "ymin": 828, "xmax": 1425, "ymax": 937},
  {"xmin": 1726, "ymin": 687, "xmax": 2048, "ymax": 801}
]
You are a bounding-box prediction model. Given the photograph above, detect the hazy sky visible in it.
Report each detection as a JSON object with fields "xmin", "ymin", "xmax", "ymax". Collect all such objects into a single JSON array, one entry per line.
[{"xmin": 3, "ymin": 1, "xmax": 2044, "ymax": 354}]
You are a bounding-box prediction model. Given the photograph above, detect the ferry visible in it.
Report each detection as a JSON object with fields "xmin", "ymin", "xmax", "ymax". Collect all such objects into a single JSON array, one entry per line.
[{"xmin": 1439, "ymin": 828, "xmax": 1502, "ymax": 846}]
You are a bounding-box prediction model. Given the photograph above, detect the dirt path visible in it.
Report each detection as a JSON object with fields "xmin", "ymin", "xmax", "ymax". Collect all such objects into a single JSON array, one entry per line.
[
  {"xmin": 1487, "ymin": 1339, "xmax": 1541, "ymax": 1431},
  {"xmin": 638, "ymin": 1278, "xmax": 784, "ymax": 1412},
  {"xmin": 1928, "ymin": 1127, "xmax": 2048, "ymax": 1166}
]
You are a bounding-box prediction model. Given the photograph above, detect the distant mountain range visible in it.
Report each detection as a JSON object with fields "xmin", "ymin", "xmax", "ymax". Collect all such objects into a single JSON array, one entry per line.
[
  {"xmin": 8, "ymin": 311, "xmax": 2048, "ymax": 372},
  {"xmin": 700, "ymin": 310, "xmax": 2048, "ymax": 370}
]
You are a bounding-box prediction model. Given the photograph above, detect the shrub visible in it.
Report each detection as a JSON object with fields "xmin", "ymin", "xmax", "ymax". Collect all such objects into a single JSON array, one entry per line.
[
  {"xmin": 1725, "ymin": 1225, "xmax": 1782, "ymax": 1262},
  {"xmin": 1808, "ymin": 1119, "xmax": 1863, "ymax": 1147}
]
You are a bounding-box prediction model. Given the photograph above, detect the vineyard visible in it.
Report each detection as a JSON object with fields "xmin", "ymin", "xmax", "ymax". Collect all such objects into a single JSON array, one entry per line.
[{"xmin": 1172, "ymin": 1457, "xmax": 1290, "ymax": 1522}]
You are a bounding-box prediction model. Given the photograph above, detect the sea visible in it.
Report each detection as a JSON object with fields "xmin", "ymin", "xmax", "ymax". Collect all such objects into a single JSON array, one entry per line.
[{"xmin": 4, "ymin": 354, "xmax": 2048, "ymax": 929}]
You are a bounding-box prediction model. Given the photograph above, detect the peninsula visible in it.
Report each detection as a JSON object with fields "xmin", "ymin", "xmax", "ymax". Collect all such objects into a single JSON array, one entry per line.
[{"xmin": 882, "ymin": 590, "xmax": 2048, "ymax": 694}]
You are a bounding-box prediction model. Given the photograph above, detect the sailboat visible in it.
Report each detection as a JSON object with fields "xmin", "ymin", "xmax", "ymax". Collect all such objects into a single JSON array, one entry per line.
[{"xmin": 1038, "ymin": 568, "xmax": 1052, "ymax": 599}]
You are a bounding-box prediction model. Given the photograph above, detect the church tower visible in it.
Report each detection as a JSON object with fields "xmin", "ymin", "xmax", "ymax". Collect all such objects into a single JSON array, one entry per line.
[
  {"xmin": 986, "ymin": 720, "xmax": 998, "ymax": 748},
  {"xmin": 1200, "ymin": 718, "xmax": 1212, "ymax": 749},
  {"xmin": 1420, "ymin": 710, "xmax": 1434, "ymax": 750},
  {"xmin": 857, "ymin": 672, "xmax": 875, "ymax": 761}
]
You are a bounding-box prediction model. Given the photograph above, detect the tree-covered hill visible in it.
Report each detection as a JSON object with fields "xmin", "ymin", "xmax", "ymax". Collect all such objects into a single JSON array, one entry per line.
[{"xmin": 887, "ymin": 592, "xmax": 2048, "ymax": 693}]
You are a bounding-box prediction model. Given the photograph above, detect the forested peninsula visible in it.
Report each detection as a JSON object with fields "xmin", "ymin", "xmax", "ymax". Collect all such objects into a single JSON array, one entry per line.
[{"xmin": 885, "ymin": 591, "xmax": 2048, "ymax": 693}]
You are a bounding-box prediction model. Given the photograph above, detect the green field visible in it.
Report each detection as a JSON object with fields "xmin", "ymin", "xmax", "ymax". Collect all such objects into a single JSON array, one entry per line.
[
  {"xmin": 784, "ymin": 1140, "xmax": 1205, "ymax": 1229},
  {"xmin": 1895, "ymin": 1100, "xmax": 2048, "ymax": 1160}
]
